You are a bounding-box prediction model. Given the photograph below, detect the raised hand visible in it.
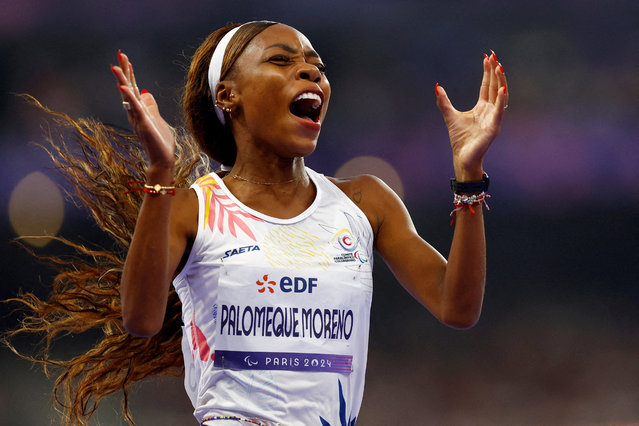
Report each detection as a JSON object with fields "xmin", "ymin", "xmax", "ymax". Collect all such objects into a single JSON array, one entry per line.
[
  {"xmin": 435, "ymin": 51, "xmax": 508, "ymax": 181},
  {"xmin": 110, "ymin": 51, "xmax": 176, "ymax": 171}
]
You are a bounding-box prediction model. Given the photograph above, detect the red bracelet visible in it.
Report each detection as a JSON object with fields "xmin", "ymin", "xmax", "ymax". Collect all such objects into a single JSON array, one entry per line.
[{"xmin": 124, "ymin": 180, "xmax": 176, "ymax": 195}]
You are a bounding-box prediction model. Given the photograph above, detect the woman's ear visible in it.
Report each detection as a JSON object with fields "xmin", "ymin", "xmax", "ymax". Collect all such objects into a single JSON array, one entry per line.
[{"xmin": 214, "ymin": 81, "xmax": 238, "ymax": 112}]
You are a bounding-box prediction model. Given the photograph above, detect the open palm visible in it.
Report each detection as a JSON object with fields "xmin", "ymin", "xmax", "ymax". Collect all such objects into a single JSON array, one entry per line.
[
  {"xmin": 111, "ymin": 51, "xmax": 176, "ymax": 169},
  {"xmin": 436, "ymin": 52, "xmax": 508, "ymax": 180}
]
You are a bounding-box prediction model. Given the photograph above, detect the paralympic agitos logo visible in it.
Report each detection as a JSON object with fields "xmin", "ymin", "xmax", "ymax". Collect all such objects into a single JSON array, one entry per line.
[{"xmin": 256, "ymin": 274, "xmax": 318, "ymax": 294}]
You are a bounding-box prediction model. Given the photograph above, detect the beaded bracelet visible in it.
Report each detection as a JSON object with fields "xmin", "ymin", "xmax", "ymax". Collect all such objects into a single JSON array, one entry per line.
[
  {"xmin": 450, "ymin": 192, "xmax": 490, "ymax": 226},
  {"xmin": 124, "ymin": 180, "xmax": 176, "ymax": 195},
  {"xmin": 200, "ymin": 415, "xmax": 270, "ymax": 426}
]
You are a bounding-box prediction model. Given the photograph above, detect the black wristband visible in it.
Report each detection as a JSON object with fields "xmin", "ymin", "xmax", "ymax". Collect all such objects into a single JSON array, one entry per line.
[{"xmin": 450, "ymin": 172, "xmax": 490, "ymax": 194}]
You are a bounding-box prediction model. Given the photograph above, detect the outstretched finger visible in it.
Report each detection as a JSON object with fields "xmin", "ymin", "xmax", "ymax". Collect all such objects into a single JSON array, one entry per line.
[
  {"xmin": 110, "ymin": 65, "xmax": 135, "ymax": 117},
  {"xmin": 117, "ymin": 51, "xmax": 140, "ymax": 97},
  {"xmin": 492, "ymin": 84, "xmax": 508, "ymax": 126},
  {"xmin": 118, "ymin": 83, "xmax": 146, "ymax": 124},
  {"xmin": 110, "ymin": 64, "xmax": 134, "ymax": 115},
  {"xmin": 478, "ymin": 54, "xmax": 491, "ymax": 102},
  {"xmin": 435, "ymin": 83, "xmax": 459, "ymax": 124},
  {"xmin": 118, "ymin": 50, "xmax": 130, "ymax": 81},
  {"xmin": 498, "ymin": 63, "xmax": 508, "ymax": 109},
  {"xmin": 110, "ymin": 64, "xmax": 129, "ymax": 90},
  {"xmin": 128, "ymin": 62, "xmax": 141, "ymax": 98},
  {"xmin": 488, "ymin": 51, "xmax": 499, "ymax": 104}
]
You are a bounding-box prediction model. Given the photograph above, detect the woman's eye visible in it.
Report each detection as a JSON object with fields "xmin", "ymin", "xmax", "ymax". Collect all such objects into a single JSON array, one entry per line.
[
  {"xmin": 269, "ymin": 56, "xmax": 291, "ymax": 64},
  {"xmin": 268, "ymin": 56, "xmax": 326, "ymax": 73}
]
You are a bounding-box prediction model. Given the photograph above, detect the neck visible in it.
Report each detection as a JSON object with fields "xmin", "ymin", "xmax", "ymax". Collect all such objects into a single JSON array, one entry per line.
[
  {"xmin": 227, "ymin": 155, "xmax": 307, "ymax": 186},
  {"xmin": 230, "ymin": 173, "xmax": 300, "ymax": 185},
  {"xmin": 221, "ymin": 157, "xmax": 316, "ymax": 219}
]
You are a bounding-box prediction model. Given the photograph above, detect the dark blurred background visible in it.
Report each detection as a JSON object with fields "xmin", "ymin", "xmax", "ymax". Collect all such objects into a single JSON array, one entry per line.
[{"xmin": 1, "ymin": 0, "xmax": 638, "ymax": 424}]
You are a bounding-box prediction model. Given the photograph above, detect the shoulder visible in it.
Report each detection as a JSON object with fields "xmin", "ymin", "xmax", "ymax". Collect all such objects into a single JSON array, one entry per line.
[
  {"xmin": 326, "ymin": 174, "xmax": 401, "ymax": 237},
  {"xmin": 171, "ymin": 187, "xmax": 198, "ymax": 240},
  {"xmin": 326, "ymin": 174, "xmax": 389, "ymax": 200}
]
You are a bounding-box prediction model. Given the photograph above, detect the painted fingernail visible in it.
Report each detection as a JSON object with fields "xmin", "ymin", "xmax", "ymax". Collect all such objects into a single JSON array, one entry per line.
[
  {"xmin": 483, "ymin": 53, "xmax": 488, "ymax": 59},
  {"xmin": 110, "ymin": 64, "xmax": 116, "ymax": 76},
  {"xmin": 491, "ymin": 50, "xmax": 498, "ymax": 61},
  {"xmin": 499, "ymin": 63, "xmax": 505, "ymax": 73},
  {"xmin": 118, "ymin": 84, "xmax": 127, "ymax": 94},
  {"xmin": 435, "ymin": 83, "xmax": 440, "ymax": 96},
  {"xmin": 118, "ymin": 49, "xmax": 122, "ymax": 63},
  {"xmin": 141, "ymin": 89, "xmax": 149, "ymax": 94}
]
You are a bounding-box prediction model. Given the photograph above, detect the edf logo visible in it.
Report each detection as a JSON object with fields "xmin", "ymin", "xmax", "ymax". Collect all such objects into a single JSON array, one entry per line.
[{"xmin": 256, "ymin": 274, "xmax": 318, "ymax": 294}]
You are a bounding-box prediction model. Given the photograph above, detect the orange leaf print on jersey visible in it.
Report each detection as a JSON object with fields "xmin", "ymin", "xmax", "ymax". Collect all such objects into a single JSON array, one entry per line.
[
  {"xmin": 195, "ymin": 175, "xmax": 263, "ymax": 241},
  {"xmin": 190, "ymin": 312, "xmax": 211, "ymax": 362}
]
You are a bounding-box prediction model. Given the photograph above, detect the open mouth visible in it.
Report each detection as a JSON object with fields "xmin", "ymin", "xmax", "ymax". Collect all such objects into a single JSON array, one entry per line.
[{"xmin": 289, "ymin": 92, "xmax": 322, "ymax": 123}]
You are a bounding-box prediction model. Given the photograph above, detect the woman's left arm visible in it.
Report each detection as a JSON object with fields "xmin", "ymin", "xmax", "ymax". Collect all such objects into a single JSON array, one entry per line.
[{"xmin": 371, "ymin": 52, "xmax": 507, "ymax": 329}]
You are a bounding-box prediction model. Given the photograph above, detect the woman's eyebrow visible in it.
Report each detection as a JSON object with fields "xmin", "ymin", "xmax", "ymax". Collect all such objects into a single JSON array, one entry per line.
[{"xmin": 265, "ymin": 43, "xmax": 320, "ymax": 59}]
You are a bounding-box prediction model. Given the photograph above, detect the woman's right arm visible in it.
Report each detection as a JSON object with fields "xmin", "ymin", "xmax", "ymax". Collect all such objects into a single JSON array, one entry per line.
[
  {"xmin": 112, "ymin": 51, "xmax": 196, "ymax": 337},
  {"xmin": 120, "ymin": 173, "xmax": 197, "ymax": 337}
]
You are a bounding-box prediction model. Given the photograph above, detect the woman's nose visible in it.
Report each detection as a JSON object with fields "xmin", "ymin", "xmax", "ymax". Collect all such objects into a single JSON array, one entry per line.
[{"xmin": 296, "ymin": 63, "xmax": 321, "ymax": 83}]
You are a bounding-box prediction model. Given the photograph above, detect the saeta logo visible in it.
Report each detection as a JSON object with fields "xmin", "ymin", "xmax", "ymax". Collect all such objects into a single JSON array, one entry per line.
[{"xmin": 255, "ymin": 274, "xmax": 318, "ymax": 294}]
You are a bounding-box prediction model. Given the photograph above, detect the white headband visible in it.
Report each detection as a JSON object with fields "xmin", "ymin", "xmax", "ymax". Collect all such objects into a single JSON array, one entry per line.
[{"xmin": 207, "ymin": 23, "xmax": 249, "ymax": 126}]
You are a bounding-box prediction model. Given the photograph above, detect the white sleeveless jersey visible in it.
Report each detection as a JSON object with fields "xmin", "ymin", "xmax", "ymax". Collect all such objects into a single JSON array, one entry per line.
[{"xmin": 173, "ymin": 168, "xmax": 374, "ymax": 426}]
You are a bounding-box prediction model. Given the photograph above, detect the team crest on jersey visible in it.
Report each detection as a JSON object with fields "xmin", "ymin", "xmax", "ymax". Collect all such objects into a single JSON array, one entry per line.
[
  {"xmin": 333, "ymin": 228, "xmax": 357, "ymax": 252},
  {"xmin": 331, "ymin": 228, "xmax": 367, "ymax": 263}
]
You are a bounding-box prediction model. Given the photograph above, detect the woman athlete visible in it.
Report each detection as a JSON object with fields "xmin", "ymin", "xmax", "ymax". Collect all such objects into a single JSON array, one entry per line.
[{"xmin": 8, "ymin": 20, "xmax": 507, "ymax": 425}]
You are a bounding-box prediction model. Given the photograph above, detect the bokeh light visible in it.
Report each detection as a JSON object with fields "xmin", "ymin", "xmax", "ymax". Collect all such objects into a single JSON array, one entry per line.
[
  {"xmin": 334, "ymin": 156, "xmax": 405, "ymax": 200},
  {"xmin": 8, "ymin": 171, "xmax": 64, "ymax": 247}
]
